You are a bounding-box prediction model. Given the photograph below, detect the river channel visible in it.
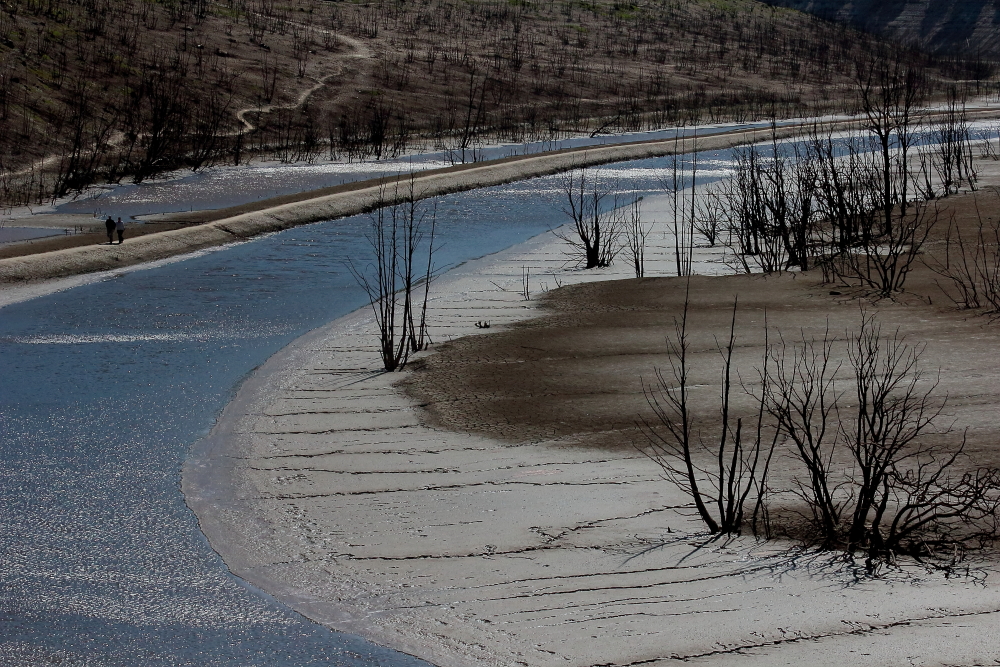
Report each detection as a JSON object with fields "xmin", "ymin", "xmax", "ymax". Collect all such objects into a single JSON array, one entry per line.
[
  {"xmin": 0, "ymin": 130, "xmax": 746, "ymax": 665},
  {"xmin": 50, "ymin": 121, "xmax": 780, "ymax": 219}
]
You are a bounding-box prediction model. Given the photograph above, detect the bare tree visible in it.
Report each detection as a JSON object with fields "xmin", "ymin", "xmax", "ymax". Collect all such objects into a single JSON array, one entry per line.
[
  {"xmin": 855, "ymin": 52, "xmax": 924, "ymax": 235},
  {"xmin": 694, "ymin": 184, "xmax": 724, "ymax": 248},
  {"xmin": 622, "ymin": 196, "xmax": 649, "ymax": 278},
  {"xmin": 557, "ymin": 165, "xmax": 623, "ymax": 269},
  {"xmin": 881, "ymin": 456, "xmax": 1000, "ymax": 560},
  {"xmin": 924, "ymin": 89, "xmax": 978, "ymax": 197},
  {"xmin": 455, "ymin": 63, "xmax": 488, "ymax": 164},
  {"xmin": 659, "ymin": 136, "xmax": 698, "ymax": 277},
  {"xmin": 841, "ymin": 313, "xmax": 945, "ymax": 554},
  {"xmin": 642, "ymin": 301, "xmax": 1000, "ymax": 563},
  {"xmin": 830, "ymin": 200, "xmax": 937, "ymax": 297},
  {"xmin": 718, "ymin": 140, "xmax": 815, "ymax": 274},
  {"xmin": 408, "ymin": 201, "xmax": 437, "ymax": 353},
  {"xmin": 763, "ymin": 324, "xmax": 844, "ymax": 545},
  {"xmin": 979, "ymin": 125, "xmax": 1000, "ymax": 161},
  {"xmin": 763, "ymin": 311, "xmax": 999, "ymax": 561},
  {"xmin": 349, "ymin": 179, "xmax": 435, "ymax": 371},
  {"xmin": 927, "ymin": 194, "xmax": 1000, "ymax": 311},
  {"xmin": 639, "ymin": 292, "xmax": 776, "ymax": 536},
  {"xmin": 810, "ymin": 128, "xmax": 883, "ymax": 253}
]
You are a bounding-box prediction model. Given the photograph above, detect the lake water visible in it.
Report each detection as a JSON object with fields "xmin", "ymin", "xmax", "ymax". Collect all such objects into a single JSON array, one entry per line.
[
  {"xmin": 0, "ymin": 147, "xmax": 734, "ymax": 665},
  {"xmin": 0, "ymin": 228, "xmax": 66, "ymax": 244},
  {"xmin": 51, "ymin": 121, "xmax": 782, "ymax": 220}
]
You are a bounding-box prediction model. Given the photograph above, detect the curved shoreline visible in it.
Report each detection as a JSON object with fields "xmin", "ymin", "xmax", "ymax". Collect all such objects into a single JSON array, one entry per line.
[
  {"xmin": 181, "ymin": 306, "xmax": 392, "ymax": 638},
  {"xmin": 180, "ymin": 228, "xmax": 583, "ymax": 665},
  {"xmin": 182, "ymin": 142, "xmax": 1000, "ymax": 666},
  {"xmin": 177, "ymin": 185, "xmax": 739, "ymax": 665}
]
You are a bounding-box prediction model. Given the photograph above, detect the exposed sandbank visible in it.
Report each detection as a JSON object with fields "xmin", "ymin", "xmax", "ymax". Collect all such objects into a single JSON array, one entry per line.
[{"xmin": 184, "ymin": 155, "xmax": 1000, "ymax": 666}]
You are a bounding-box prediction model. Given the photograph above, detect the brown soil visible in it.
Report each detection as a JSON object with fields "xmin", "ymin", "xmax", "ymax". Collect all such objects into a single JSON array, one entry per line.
[{"xmin": 405, "ymin": 187, "xmax": 1000, "ymax": 469}]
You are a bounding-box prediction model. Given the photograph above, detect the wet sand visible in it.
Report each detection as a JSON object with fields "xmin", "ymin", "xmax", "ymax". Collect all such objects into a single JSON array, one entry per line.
[{"xmin": 184, "ymin": 150, "xmax": 1000, "ymax": 666}]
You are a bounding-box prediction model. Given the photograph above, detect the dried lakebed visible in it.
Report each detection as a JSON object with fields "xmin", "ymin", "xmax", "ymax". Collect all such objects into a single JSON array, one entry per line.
[{"xmin": 187, "ymin": 174, "xmax": 1000, "ymax": 666}]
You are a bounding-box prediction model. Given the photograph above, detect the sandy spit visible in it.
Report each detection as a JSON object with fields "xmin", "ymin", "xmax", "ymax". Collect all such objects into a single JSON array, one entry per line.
[
  {"xmin": 183, "ymin": 154, "xmax": 1000, "ymax": 667},
  {"xmin": 0, "ymin": 118, "xmax": 888, "ymax": 285}
]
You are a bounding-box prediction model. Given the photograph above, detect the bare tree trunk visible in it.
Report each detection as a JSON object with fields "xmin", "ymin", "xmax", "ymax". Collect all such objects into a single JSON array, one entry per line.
[
  {"xmin": 640, "ymin": 289, "xmax": 775, "ymax": 536},
  {"xmin": 348, "ymin": 180, "xmax": 436, "ymax": 372},
  {"xmin": 556, "ymin": 166, "xmax": 622, "ymax": 269}
]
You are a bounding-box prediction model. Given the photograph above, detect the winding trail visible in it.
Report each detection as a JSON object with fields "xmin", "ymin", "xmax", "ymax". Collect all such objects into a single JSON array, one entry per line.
[{"xmin": 234, "ymin": 33, "xmax": 374, "ymax": 133}]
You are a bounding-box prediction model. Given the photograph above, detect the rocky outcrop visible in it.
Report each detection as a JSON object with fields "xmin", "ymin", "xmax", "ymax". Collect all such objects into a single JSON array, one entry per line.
[{"xmin": 765, "ymin": 1, "xmax": 1000, "ymax": 57}]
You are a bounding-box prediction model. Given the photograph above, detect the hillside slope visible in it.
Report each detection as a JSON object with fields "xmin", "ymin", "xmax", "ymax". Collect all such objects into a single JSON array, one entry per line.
[
  {"xmin": 764, "ymin": 1, "xmax": 1000, "ymax": 58},
  {"xmin": 0, "ymin": 0, "xmax": 986, "ymax": 207}
]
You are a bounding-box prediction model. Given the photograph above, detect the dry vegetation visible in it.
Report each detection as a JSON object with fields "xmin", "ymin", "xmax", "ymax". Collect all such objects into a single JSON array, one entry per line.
[
  {"xmin": 405, "ymin": 115, "xmax": 1000, "ymax": 566},
  {"xmin": 405, "ymin": 191, "xmax": 1000, "ymax": 567},
  {"xmin": 0, "ymin": 0, "xmax": 993, "ymax": 207}
]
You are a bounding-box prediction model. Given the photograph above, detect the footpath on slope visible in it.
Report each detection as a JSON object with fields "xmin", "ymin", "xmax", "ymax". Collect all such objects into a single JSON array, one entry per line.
[{"xmin": 8, "ymin": 108, "xmax": 1000, "ymax": 285}]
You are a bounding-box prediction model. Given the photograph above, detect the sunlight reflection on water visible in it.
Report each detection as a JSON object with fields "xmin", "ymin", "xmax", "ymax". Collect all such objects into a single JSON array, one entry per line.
[
  {"xmin": 1, "ymin": 147, "xmax": 734, "ymax": 665},
  {"xmin": 53, "ymin": 122, "xmax": 766, "ymax": 220}
]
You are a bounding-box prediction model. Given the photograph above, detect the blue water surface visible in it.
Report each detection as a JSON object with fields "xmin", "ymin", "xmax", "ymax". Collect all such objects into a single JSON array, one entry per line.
[
  {"xmin": 0, "ymin": 150, "xmax": 732, "ymax": 665},
  {"xmin": 0, "ymin": 228, "xmax": 66, "ymax": 244},
  {"xmin": 53, "ymin": 121, "xmax": 772, "ymax": 220}
]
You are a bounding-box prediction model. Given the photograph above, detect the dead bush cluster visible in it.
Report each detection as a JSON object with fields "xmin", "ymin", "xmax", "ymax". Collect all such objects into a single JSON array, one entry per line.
[
  {"xmin": 692, "ymin": 56, "xmax": 984, "ymax": 298},
  {"xmin": 639, "ymin": 293, "xmax": 1000, "ymax": 570},
  {"xmin": 553, "ymin": 54, "xmax": 987, "ymax": 293}
]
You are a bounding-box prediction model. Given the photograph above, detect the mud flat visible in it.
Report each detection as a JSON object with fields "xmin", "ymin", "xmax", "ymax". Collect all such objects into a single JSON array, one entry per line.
[{"xmin": 185, "ymin": 158, "xmax": 1000, "ymax": 666}]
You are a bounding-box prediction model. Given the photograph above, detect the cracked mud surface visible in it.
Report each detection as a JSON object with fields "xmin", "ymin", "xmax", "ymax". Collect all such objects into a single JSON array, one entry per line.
[{"xmin": 185, "ymin": 171, "xmax": 1000, "ymax": 666}]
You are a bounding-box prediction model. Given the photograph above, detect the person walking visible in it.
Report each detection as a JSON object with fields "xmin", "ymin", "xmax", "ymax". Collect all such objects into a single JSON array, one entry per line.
[
  {"xmin": 104, "ymin": 216, "xmax": 115, "ymax": 244},
  {"xmin": 116, "ymin": 217, "xmax": 125, "ymax": 244}
]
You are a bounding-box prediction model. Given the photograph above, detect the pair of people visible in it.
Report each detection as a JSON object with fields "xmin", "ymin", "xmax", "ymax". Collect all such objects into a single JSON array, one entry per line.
[{"xmin": 104, "ymin": 216, "xmax": 126, "ymax": 244}]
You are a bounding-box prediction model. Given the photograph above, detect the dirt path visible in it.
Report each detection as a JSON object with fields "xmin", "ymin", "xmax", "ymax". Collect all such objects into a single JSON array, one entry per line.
[{"xmin": 234, "ymin": 33, "xmax": 374, "ymax": 133}]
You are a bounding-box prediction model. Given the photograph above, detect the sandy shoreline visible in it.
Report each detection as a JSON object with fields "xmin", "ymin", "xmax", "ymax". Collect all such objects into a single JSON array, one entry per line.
[
  {"xmin": 183, "ymin": 164, "xmax": 1000, "ymax": 666},
  {"xmin": 181, "ymin": 200, "xmax": 729, "ymax": 664},
  {"xmin": 8, "ymin": 114, "xmax": 1000, "ymax": 664}
]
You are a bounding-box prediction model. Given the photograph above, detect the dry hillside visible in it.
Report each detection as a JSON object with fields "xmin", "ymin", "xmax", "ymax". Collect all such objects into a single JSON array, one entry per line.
[
  {"xmin": 765, "ymin": 0, "xmax": 1000, "ymax": 60},
  {"xmin": 0, "ymin": 0, "xmax": 991, "ymax": 206}
]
